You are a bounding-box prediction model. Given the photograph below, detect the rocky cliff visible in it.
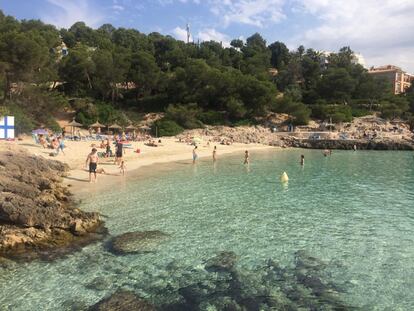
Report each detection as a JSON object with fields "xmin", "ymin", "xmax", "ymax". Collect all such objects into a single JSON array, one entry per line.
[{"xmin": 0, "ymin": 146, "xmax": 105, "ymax": 260}]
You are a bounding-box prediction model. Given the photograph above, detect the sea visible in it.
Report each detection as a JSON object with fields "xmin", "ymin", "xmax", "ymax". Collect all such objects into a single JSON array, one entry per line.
[{"xmin": 0, "ymin": 149, "xmax": 413, "ymax": 310}]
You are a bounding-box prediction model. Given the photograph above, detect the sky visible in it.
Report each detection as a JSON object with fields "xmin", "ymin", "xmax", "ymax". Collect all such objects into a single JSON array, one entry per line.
[{"xmin": 1, "ymin": 0, "xmax": 413, "ymax": 72}]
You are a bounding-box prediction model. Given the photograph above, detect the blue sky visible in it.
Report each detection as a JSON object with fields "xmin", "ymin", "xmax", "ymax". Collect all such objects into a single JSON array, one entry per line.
[{"xmin": 1, "ymin": 0, "xmax": 414, "ymax": 72}]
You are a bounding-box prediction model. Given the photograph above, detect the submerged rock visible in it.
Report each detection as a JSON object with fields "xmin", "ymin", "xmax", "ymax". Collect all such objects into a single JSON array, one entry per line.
[
  {"xmin": 109, "ymin": 231, "xmax": 169, "ymax": 255},
  {"xmin": 205, "ymin": 251, "xmax": 238, "ymax": 272},
  {"xmin": 89, "ymin": 290, "xmax": 156, "ymax": 311},
  {"xmin": 0, "ymin": 146, "xmax": 105, "ymax": 260},
  {"xmin": 85, "ymin": 276, "xmax": 113, "ymax": 291}
]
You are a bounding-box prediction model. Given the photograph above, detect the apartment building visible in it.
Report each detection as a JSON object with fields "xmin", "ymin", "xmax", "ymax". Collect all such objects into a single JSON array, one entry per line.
[{"xmin": 368, "ymin": 65, "xmax": 413, "ymax": 94}]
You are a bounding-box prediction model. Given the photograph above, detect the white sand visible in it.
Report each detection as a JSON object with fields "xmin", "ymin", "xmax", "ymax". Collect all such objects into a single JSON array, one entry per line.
[{"xmin": 2, "ymin": 137, "xmax": 274, "ymax": 197}]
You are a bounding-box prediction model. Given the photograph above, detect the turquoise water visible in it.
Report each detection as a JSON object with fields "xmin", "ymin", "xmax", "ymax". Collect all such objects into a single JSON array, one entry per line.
[{"xmin": 0, "ymin": 150, "xmax": 414, "ymax": 310}]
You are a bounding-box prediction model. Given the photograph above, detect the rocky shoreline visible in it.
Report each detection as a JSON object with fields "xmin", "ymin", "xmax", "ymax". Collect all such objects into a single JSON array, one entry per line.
[
  {"xmin": 283, "ymin": 138, "xmax": 414, "ymax": 150},
  {"xmin": 183, "ymin": 125, "xmax": 414, "ymax": 150},
  {"xmin": 0, "ymin": 146, "xmax": 106, "ymax": 261}
]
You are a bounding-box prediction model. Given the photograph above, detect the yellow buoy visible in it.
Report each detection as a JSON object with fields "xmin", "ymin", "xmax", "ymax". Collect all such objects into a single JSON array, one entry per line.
[{"xmin": 280, "ymin": 171, "xmax": 289, "ymax": 182}]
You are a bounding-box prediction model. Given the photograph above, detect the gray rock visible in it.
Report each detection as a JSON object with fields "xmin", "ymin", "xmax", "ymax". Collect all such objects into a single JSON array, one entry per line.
[
  {"xmin": 205, "ymin": 251, "xmax": 238, "ymax": 272},
  {"xmin": 88, "ymin": 290, "xmax": 156, "ymax": 311},
  {"xmin": 0, "ymin": 147, "xmax": 105, "ymax": 260},
  {"xmin": 109, "ymin": 231, "xmax": 169, "ymax": 255},
  {"xmin": 85, "ymin": 276, "xmax": 113, "ymax": 291}
]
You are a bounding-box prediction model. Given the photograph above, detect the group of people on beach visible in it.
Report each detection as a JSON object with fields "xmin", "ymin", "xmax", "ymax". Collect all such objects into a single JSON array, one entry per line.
[{"xmin": 85, "ymin": 138, "xmax": 127, "ymax": 183}]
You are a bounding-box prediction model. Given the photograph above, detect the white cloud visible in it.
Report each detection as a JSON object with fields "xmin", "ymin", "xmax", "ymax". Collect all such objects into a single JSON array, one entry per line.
[
  {"xmin": 172, "ymin": 26, "xmax": 192, "ymax": 42},
  {"xmin": 42, "ymin": 0, "xmax": 104, "ymax": 29},
  {"xmin": 112, "ymin": 5, "xmax": 125, "ymax": 11},
  {"xmin": 209, "ymin": 0, "xmax": 286, "ymax": 28},
  {"xmin": 197, "ymin": 28, "xmax": 231, "ymax": 47},
  {"xmin": 291, "ymin": 0, "xmax": 414, "ymax": 72}
]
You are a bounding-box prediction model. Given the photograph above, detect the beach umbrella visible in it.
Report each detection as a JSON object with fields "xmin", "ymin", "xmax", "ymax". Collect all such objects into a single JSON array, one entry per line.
[
  {"xmin": 90, "ymin": 121, "xmax": 105, "ymax": 128},
  {"xmin": 125, "ymin": 124, "xmax": 136, "ymax": 131},
  {"xmin": 139, "ymin": 125, "xmax": 151, "ymax": 131},
  {"xmin": 32, "ymin": 129, "xmax": 48, "ymax": 135},
  {"xmin": 68, "ymin": 119, "xmax": 82, "ymax": 127},
  {"xmin": 109, "ymin": 123, "xmax": 122, "ymax": 129},
  {"xmin": 67, "ymin": 119, "xmax": 82, "ymax": 136}
]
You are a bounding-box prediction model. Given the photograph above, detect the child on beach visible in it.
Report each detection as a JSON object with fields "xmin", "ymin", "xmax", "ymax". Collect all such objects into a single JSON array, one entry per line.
[{"xmin": 119, "ymin": 160, "xmax": 126, "ymax": 176}]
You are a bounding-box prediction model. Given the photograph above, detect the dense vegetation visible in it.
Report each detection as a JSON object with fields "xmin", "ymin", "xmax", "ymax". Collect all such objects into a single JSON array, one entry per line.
[{"xmin": 1, "ymin": 10, "xmax": 414, "ymax": 134}]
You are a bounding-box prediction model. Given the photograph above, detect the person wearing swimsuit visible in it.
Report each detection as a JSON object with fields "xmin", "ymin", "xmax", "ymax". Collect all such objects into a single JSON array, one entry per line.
[
  {"xmin": 86, "ymin": 148, "xmax": 99, "ymax": 182},
  {"xmin": 192, "ymin": 146, "xmax": 198, "ymax": 164}
]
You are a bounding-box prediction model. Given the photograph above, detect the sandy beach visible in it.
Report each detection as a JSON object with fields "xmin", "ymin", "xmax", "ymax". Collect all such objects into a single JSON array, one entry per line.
[{"xmin": 1, "ymin": 137, "xmax": 274, "ymax": 198}]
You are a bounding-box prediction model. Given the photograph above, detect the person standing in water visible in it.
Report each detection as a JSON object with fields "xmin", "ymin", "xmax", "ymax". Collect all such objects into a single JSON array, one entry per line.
[
  {"xmin": 244, "ymin": 150, "xmax": 250, "ymax": 164},
  {"xmin": 212, "ymin": 146, "xmax": 217, "ymax": 162},
  {"xmin": 119, "ymin": 160, "xmax": 126, "ymax": 176},
  {"xmin": 86, "ymin": 148, "xmax": 99, "ymax": 183},
  {"xmin": 192, "ymin": 146, "xmax": 198, "ymax": 164},
  {"xmin": 300, "ymin": 155, "xmax": 305, "ymax": 165}
]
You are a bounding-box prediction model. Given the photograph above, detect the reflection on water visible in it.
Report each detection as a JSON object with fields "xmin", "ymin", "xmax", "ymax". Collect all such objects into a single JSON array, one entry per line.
[{"xmin": 0, "ymin": 150, "xmax": 413, "ymax": 310}]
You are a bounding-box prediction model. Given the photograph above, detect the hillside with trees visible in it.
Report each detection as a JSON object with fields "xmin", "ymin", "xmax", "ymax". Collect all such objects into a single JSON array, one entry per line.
[{"xmin": 1, "ymin": 10, "xmax": 413, "ymax": 135}]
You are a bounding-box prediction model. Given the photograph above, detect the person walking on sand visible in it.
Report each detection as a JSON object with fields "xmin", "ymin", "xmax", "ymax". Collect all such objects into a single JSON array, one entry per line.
[
  {"xmin": 244, "ymin": 150, "xmax": 249, "ymax": 164},
  {"xmin": 119, "ymin": 160, "xmax": 126, "ymax": 176},
  {"xmin": 115, "ymin": 140, "xmax": 123, "ymax": 165},
  {"xmin": 300, "ymin": 155, "xmax": 305, "ymax": 166},
  {"xmin": 213, "ymin": 146, "xmax": 217, "ymax": 162},
  {"xmin": 86, "ymin": 148, "xmax": 99, "ymax": 183},
  {"xmin": 192, "ymin": 146, "xmax": 198, "ymax": 164}
]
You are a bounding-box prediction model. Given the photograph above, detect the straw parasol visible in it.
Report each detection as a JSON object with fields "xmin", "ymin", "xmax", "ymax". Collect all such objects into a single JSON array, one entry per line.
[
  {"xmin": 125, "ymin": 124, "xmax": 136, "ymax": 131},
  {"xmin": 90, "ymin": 121, "xmax": 105, "ymax": 128},
  {"xmin": 139, "ymin": 125, "xmax": 151, "ymax": 131},
  {"xmin": 108, "ymin": 123, "xmax": 122, "ymax": 134},
  {"xmin": 67, "ymin": 119, "xmax": 82, "ymax": 136}
]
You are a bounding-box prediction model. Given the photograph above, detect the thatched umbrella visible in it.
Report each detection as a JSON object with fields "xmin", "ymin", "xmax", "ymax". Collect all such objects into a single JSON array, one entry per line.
[
  {"xmin": 125, "ymin": 124, "xmax": 136, "ymax": 131},
  {"xmin": 139, "ymin": 125, "xmax": 151, "ymax": 131},
  {"xmin": 68, "ymin": 119, "xmax": 82, "ymax": 136},
  {"xmin": 90, "ymin": 121, "xmax": 105, "ymax": 128},
  {"xmin": 90, "ymin": 121, "xmax": 105, "ymax": 134},
  {"xmin": 108, "ymin": 123, "xmax": 122, "ymax": 134},
  {"xmin": 109, "ymin": 123, "xmax": 122, "ymax": 129}
]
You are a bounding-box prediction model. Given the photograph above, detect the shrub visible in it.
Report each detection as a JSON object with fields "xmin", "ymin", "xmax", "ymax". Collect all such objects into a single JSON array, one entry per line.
[
  {"xmin": 198, "ymin": 110, "xmax": 226, "ymax": 125},
  {"xmin": 6, "ymin": 104, "xmax": 35, "ymax": 134},
  {"xmin": 165, "ymin": 103, "xmax": 203, "ymax": 129},
  {"xmin": 291, "ymin": 106, "xmax": 311, "ymax": 125},
  {"xmin": 153, "ymin": 119, "xmax": 184, "ymax": 136}
]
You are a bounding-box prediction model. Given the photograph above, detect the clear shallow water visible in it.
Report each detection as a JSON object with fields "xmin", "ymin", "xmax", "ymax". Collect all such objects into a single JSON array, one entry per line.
[{"xmin": 1, "ymin": 150, "xmax": 414, "ymax": 310}]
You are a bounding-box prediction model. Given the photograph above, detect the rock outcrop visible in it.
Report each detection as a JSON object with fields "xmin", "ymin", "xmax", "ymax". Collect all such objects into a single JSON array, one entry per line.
[
  {"xmin": 0, "ymin": 146, "xmax": 105, "ymax": 260},
  {"xmin": 292, "ymin": 138, "xmax": 414, "ymax": 150},
  {"xmin": 89, "ymin": 290, "xmax": 156, "ymax": 311},
  {"xmin": 108, "ymin": 230, "xmax": 169, "ymax": 255}
]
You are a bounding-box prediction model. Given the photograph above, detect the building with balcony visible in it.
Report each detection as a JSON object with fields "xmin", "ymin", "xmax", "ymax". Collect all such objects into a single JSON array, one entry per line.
[{"xmin": 368, "ymin": 65, "xmax": 413, "ymax": 94}]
